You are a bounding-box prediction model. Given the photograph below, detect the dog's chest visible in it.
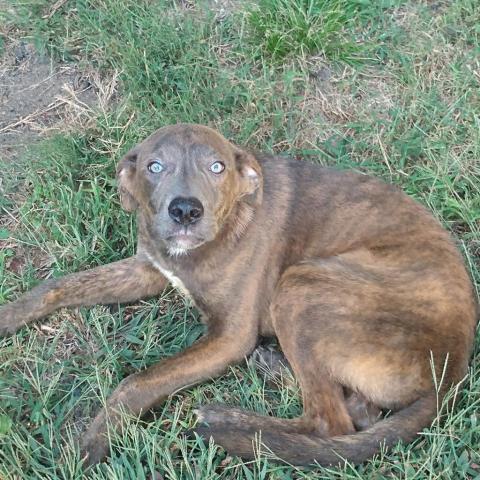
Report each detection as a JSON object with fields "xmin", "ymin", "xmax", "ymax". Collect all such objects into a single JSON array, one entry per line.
[
  {"xmin": 164, "ymin": 268, "xmax": 190, "ymax": 295},
  {"xmin": 159, "ymin": 266, "xmax": 191, "ymax": 299},
  {"xmin": 145, "ymin": 253, "xmax": 192, "ymax": 298}
]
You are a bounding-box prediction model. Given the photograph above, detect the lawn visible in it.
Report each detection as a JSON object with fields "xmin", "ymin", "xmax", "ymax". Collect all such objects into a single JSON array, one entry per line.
[{"xmin": 0, "ymin": 0, "xmax": 479, "ymax": 478}]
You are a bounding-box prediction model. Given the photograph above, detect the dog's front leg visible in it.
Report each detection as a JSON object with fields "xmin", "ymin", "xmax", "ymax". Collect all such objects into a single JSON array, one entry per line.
[
  {"xmin": 0, "ymin": 256, "xmax": 167, "ymax": 336},
  {"xmin": 81, "ymin": 329, "xmax": 257, "ymax": 465}
]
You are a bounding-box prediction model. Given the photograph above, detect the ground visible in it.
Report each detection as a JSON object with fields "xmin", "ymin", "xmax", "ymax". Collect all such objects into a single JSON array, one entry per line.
[{"xmin": 0, "ymin": 0, "xmax": 479, "ymax": 479}]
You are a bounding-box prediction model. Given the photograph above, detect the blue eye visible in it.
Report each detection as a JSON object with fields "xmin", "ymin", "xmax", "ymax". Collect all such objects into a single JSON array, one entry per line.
[
  {"xmin": 148, "ymin": 161, "xmax": 164, "ymax": 174},
  {"xmin": 210, "ymin": 161, "xmax": 225, "ymax": 174}
]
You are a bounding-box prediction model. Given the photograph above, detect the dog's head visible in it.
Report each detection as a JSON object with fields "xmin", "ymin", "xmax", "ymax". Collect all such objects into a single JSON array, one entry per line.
[{"xmin": 117, "ymin": 124, "xmax": 262, "ymax": 255}]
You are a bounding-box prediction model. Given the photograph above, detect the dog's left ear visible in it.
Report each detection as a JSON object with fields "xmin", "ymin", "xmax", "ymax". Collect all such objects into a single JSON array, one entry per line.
[
  {"xmin": 234, "ymin": 147, "xmax": 263, "ymax": 199},
  {"xmin": 116, "ymin": 146, "xmax": 139, "ymax": 212}
]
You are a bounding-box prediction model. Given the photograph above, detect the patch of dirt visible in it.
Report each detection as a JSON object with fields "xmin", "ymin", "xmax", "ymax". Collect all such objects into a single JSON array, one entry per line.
[
  {"xmin": 309, "ymin": 59, "xmax": 397, "ymax": 120},
  {"xmin": 289, "ymin": 56, "xmax": 399, "ymax": 152},
  {"xmin": 0, "ymin": 41, "xmax": 97, "ymax": 162},
  {"xmin": 0, "ymin": 40, "xmax": 118, "ymax": 164}
]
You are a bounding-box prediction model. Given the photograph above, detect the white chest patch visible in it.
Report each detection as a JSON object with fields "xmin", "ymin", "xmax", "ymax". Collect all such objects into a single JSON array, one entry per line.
[{"xmin": 144, "ymin": 252, "xmax": 191, "ymax": 299}]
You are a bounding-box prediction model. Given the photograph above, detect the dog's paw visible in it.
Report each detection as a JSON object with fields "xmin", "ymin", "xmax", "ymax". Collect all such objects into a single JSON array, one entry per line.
[
  {"xmin": 191, "ymin": 405, "xmax": 255, "ymax": 458},
  {"xmin": 0, "ymin": 303, "xmax": 25, "ymax": 337},
  {"xmin": 189, "ymin": 405, "xmax": 227, "ymax": 442},
  {"xmin": 190, "ymin": 423, "xmax": 214, "ymax": 442},
  {"xmin": 194, "ymin": 404, "xmax": 233, "ymax": 425},
  {"xmin": 79, "ymin": 411, "xmax": 111, "ymax": 468},
  {"xmin": 188, "ymin": 407, "xmax": 222, "ymax": 445},
  {"xmin": 345, "ymin": 392, "xmax": 382, "ymax": 431},
  {"xmin": 80, "ymin": 430, "xmax": 110, "ymax": 468}
]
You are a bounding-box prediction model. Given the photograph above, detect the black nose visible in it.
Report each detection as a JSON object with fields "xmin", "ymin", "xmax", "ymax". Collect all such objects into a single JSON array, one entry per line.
[{"xmin": 168, "ymin": 197, "xmax": 204, "ymax": 226}]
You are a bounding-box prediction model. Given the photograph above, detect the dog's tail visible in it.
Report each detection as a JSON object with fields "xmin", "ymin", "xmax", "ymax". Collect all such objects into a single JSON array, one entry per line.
[{"xmin": 194, "ymin": 392, "xmax": 438, "ymax": 465}]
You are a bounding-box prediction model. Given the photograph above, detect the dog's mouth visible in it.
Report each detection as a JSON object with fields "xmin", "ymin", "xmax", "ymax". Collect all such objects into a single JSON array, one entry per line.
[
  {"xmin": 151, "ymin": 214, "xmax": 218, "ymax": 256},
  {"xmin": 164, "ymin": 228, "xmax": 205, "ymax": 254}
]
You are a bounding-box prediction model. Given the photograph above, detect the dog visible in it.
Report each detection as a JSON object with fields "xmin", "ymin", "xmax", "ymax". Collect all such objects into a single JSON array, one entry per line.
[{"xmin": 0, "ymin": 124, "xmax": 477, "ymax": 466}]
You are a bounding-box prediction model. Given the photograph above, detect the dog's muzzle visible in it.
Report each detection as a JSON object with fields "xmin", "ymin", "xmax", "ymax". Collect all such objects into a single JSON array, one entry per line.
[{"xmin": 168, "ymin": 196, "xmax": 204, "ymax": 226}]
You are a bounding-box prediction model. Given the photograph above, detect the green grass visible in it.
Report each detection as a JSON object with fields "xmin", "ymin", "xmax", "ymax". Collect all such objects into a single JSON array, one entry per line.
[
  {"xmin": 1, "ymin": 0, "xmax": 479, "ymax": 478},
  {"xmin": 246, "ymin": 0, "xmax": 398, "ymax": 62}
]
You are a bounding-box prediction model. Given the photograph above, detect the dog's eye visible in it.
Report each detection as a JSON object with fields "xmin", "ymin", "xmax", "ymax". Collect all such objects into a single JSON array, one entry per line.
[
  {"xmin": 209, "ymin": 161, "xmax": 225, "ymax": 174},
  {"xmin": 148, "ymin": 161, "xmax": 164, "ymax": 174}
]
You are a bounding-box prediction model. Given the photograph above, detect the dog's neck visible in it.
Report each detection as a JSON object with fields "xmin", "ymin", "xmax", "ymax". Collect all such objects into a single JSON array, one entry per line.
[
  {"xmin": 226, "ymin": 174, "xmax": 263, "ymax": 239},
  {"xmin": 222, "ymin": 198, "xmax": 257, "ymax": 242}
]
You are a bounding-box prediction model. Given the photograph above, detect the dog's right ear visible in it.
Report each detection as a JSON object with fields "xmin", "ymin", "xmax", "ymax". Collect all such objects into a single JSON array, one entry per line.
[{"xmin": 116, "ymin": 146, "xmax": 139, "ymax": 212}]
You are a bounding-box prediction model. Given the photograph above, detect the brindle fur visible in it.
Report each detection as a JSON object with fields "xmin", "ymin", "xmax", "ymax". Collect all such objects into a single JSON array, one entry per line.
[{"xmin": 0, "ymin": 124, "xmax": 477, "ymax": 466}]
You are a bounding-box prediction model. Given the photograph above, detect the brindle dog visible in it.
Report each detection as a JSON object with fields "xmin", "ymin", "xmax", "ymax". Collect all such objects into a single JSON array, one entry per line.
[{"xmin": 0, "ymin": 124, "xmax": 477, "ymax": 466}]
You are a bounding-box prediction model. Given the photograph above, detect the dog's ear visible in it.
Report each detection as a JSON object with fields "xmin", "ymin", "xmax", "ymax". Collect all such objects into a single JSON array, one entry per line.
[
  {"xmin": 234, "ymin": 147, "xmax": 263, "ymax": 199},
  {"xmin": 116, "ymin": 146, "xmax": 139, "ymax": 212}
]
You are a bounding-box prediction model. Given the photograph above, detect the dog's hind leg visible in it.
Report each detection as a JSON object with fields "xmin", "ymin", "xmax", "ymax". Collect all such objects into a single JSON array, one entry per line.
[
  {"xmin": 268, "ymin": 254, "xmax": 433, "ymax": 436},
  {"xmin": 194, "ymin": 251, "xmax": 459, "ymax": 464},
  {"xmin": 0, "ymin": 256, "xmax": 167, "ymax": 336}
]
